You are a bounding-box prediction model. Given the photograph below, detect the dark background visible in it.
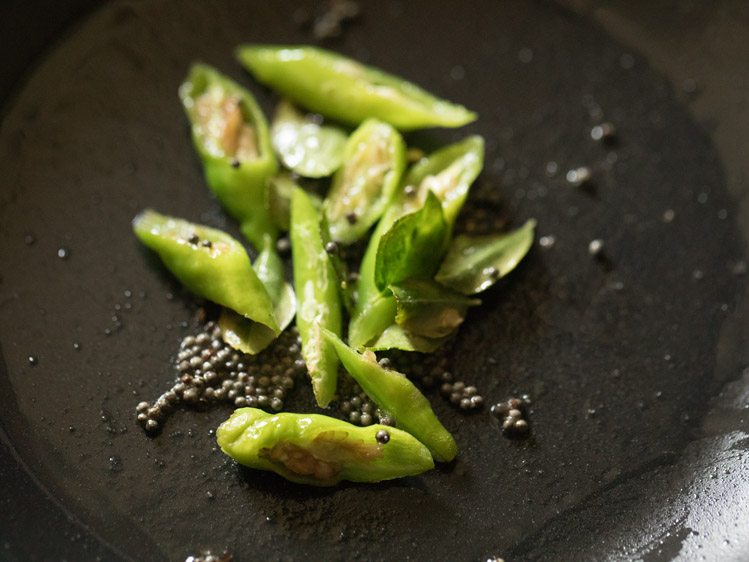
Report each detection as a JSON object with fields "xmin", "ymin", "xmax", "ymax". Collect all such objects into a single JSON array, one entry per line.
[{"xmin": 1, "ymin": 1, "xmax": 747, "ymax": 561}]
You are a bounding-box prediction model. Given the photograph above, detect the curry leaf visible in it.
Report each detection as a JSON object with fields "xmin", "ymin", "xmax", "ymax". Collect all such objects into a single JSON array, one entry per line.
[
  {"xmin": 374, "ymin": 191, "xmax": 448, "ymax": 292},
  {"xmin": 391, "ymin": 279, "xmax": 479, "ymax": 339},
  {"xmin": 435, "ymin": 219, "xmax": 536, "ymax": 295},
  {"xmin": 368, "ymin": 323, "xmax": 451, "ymax": 353}
]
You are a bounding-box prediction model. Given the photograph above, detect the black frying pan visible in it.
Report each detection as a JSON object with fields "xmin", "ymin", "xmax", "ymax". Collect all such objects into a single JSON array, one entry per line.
[{"xmin": 1, "ymin": 1, "xmax": 748, "ymax": 560}]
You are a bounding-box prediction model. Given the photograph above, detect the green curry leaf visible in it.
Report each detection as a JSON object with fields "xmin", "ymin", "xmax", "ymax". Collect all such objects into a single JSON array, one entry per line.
[
  {"xmin": 435, "ymin": 219, "xmax": 536, "ymax": 295},
  {"xmin": 374, "ymin": 191, "xmax": 448, "ymax": 292},
  {"xmin": 390, "ymin": 279, "xmax": 480, "ymax": 339},
  {"xmin": 367, "ymin": 324, "xmax": 450, "ymax": 353}
]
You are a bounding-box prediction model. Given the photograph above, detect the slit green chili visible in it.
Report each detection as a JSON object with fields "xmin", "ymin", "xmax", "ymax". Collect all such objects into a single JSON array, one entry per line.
[
  {"xmin": 325, "ymin": 119, "xmax": 406, "ymax": 244},
  {"xmin": 218, "ymin": 234, "xmax": 296, "ymax": 354},
  {"xmin": 217, "ymin": 408, "xmax": 434, "ymax": 486},
  {"xmin": 397, "ymin": 135, "xmax": 484, "ymax": 230},
  {"xmin": 290, "ymin": 187, "xmax": 342, "ymax": 408},
  {"xmin": 271, "ymin": 99, "xmax": 348, "ymax": 178},
  {"xmin": 349, "ymin": 136, "xmax": 485, "ymax": 349},
  {"xmin": 324, "ymin": 330, "xmax": 458, "ymax": 462},
  {"xmin": 132, "ymin": 209, "xmax": 278, "ymax": 333},
  {"xmin": 236, "ymin": 45, "xmax": 477, "ymax": 131},
  {"xmin": 179, "ymin": 63, "xmax": 278, "ymax": 249}
]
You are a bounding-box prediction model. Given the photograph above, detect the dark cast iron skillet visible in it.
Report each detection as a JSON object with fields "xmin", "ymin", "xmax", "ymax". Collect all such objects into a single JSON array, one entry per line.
[{"xmin": 1, "ymin": 1, "xmax": 748, "ymax": 560}]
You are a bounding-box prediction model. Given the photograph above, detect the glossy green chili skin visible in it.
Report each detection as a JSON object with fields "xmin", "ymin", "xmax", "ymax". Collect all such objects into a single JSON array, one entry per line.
[
  {"xmin": 132, "ymin": 210, "xmax": 278, "ymax": 333},
  {"xmin": 396, "ymin": 135, "xmax": 484, "ymax": 230},
  {"xmin": 217, "ymin": 408, "xmax": 434, "ymax": 486},
  {"xmin": 358, "ymin": 136, "xmax": 484, "ymax": 301},
  {"xmin": 325, "ymin": 119, "xmax": 406, "ymax": 244},
  {"xmin": 236, "ymin": 45, "xmax": 477, "ymax": 131},
  {"xmin": 271, "ymin": 99, "xmax": 348, "ymax": 178},
  {"xmin": 349, "ymin": 137, "xmax": 485, "ymax": 348},
  {"xmin": 267, "ymin": 172, "xmax": 299, "ymax": 232},
  {"xmin": 290, "ymin": 187, "xmax": 342, "ymax": 408},
  {"xmin": 179, "ymin": 64, "xmax": 278, "ymax": 249},
  {"xmin": 324, "ymin": 330, "xmax": 458, "ymax": 462},
  {"xmin": 218, "ymin": 235, "xmax": 296, "ymax": 355}
]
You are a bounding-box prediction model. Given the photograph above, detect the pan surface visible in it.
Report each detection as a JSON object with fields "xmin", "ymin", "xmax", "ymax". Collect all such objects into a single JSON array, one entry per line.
[{"xmin": 1, "ymin": 1, "xmax": 747, "ymax": 561}]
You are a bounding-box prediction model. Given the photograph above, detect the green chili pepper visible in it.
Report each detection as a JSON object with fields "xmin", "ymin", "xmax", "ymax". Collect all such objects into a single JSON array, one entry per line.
[
  {"xmin": 348, "ymin": 293, "xmax": 397, "ymax": 350},
  {"xmin": 349, "ymin": 191, "xmax": 448, "ymax": 348},
  {"xmin": 218, "ymin": 307, "xmax": 285, "ymax": 355},
  {"xmin": 397, "ymin": 135, "xmax": 484, "ymax": 229},
  {"xmin": 325, "ymin": 119, "xmax": 406, "ymax": 244},
  {"xmin": 319, "ymin": 214, "xmax": 357, "ymax": 315},
  {"xmin": 267, "ymin": 172, "xmax": 298, "ymax": 232},
  {"xmin": 132, "ymin": 210, "xmax": 278, "ymax": 333},
  {"xmin": 352, "ymin": 280, "xmax": 476, "ymax": 354},
  {"xmin": 290, "ymin": 187, "xmax": 342, "ymax": 407},
  {"xmin": 179, "ymin": 64, "xmax": 277, "ymax": 249},
  {"xmin": 353, "ymin": 136, "xmax": 485, "ymax": 333},
  {"xmin": 236, "ymin": 45, "xmax": 477, "ymax": 131},
  {"xmin": 271, "ymin": 99, "xmax": 348, "ymax": 178},
  {"xmin": 218, "ymin": 234, "xmax": 296, "ymax": 354},
  {"xmin": 249, "ymin": 234, "xmax": 288, "ymax": 304},
  {"xmin": 217, "ymin": 408, "xmax": 434, "ymax": 486},
  {"xmin": 435, "ymin": 219, "xmax": 536, "ymax": 295},
  {"xmin": 323, "ymin": 330, "xmax": 458, "ymax": 462}
]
